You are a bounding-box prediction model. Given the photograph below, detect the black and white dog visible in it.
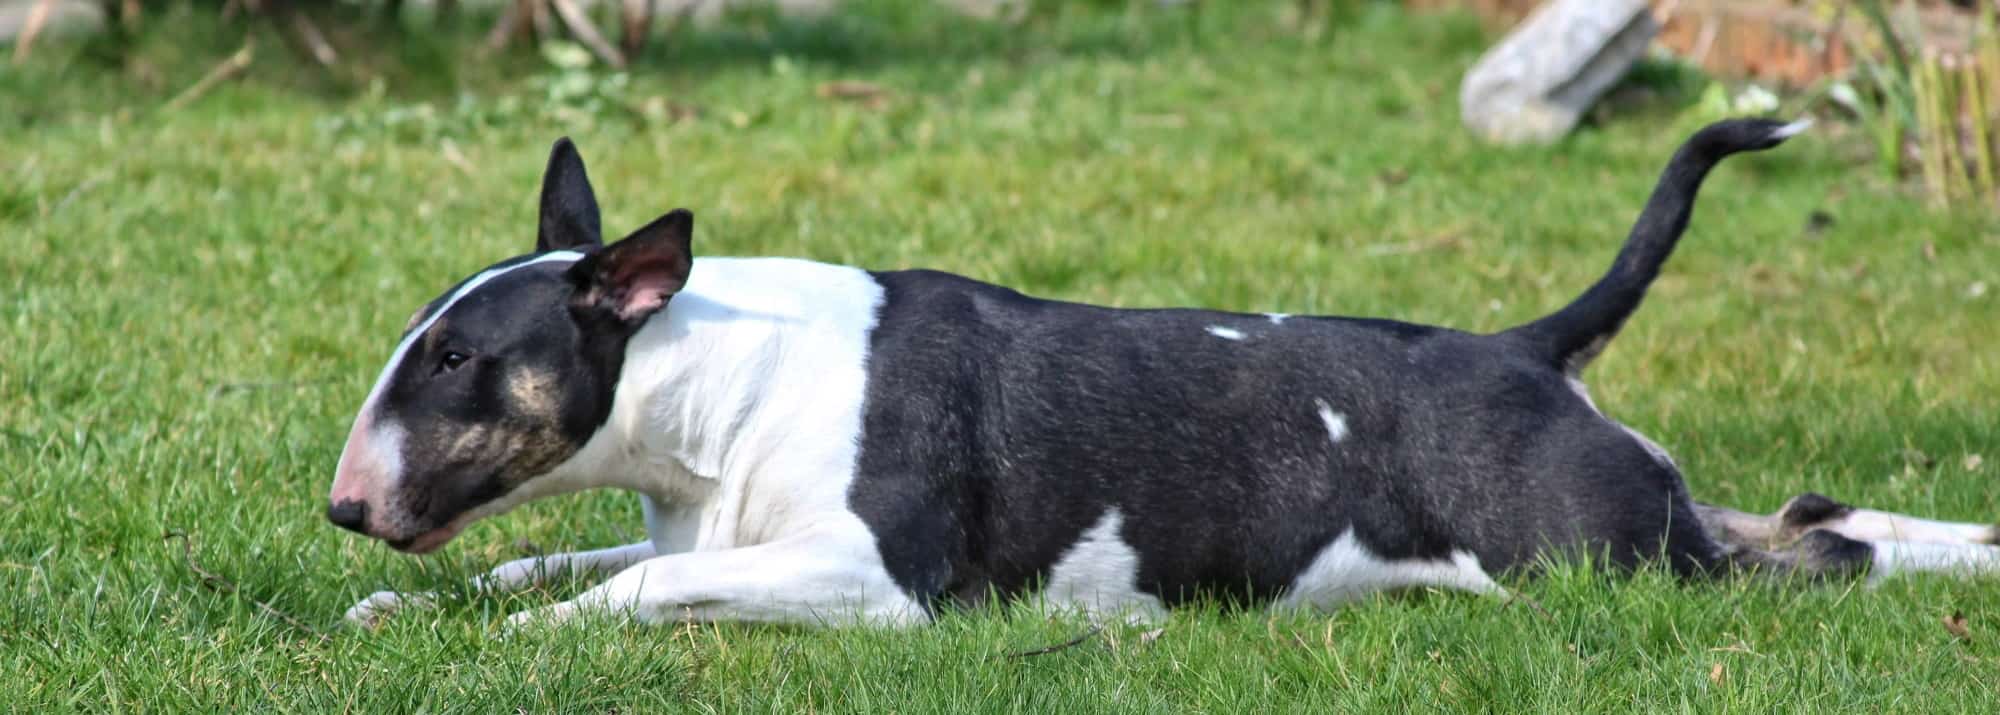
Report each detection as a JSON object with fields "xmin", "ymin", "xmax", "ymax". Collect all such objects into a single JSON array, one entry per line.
[{"xmin": 329, "ymin": 118, "xmax": 2000, "ymax": 628}]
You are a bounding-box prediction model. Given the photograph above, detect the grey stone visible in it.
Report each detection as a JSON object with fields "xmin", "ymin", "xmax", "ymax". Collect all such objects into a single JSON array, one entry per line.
[{"xmin": 1459, "ymin": 0, "xmax": 1659, "ymax": 144}]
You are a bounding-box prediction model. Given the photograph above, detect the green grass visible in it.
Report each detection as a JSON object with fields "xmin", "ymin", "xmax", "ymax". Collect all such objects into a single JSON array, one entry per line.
[{"xmin": 5, "ymin": 1, "xmax": 2000, "ymax": 711}]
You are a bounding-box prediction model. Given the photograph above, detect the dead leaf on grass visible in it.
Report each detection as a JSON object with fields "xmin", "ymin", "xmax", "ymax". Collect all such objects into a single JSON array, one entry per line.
[
  {"xmin": 1708, "ymin": 662, "xmax": 1726, "ymax": 686},
  {"xmin": 641, "ymin": 98, "xmax": 703, "ymax": 123},
  {"xmin": 817, "ymin": 80, "xmax": 892, "ymax": 109},
  {"xmin": 1944, "ymin": 612, "xmax": 1971, "ymax": 641}
]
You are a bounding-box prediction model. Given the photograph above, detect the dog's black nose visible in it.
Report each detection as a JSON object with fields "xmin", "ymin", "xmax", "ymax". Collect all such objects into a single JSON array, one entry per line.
[{"xmin": 326, "ymin": 500, "xmax": 370, "ymax": 534}]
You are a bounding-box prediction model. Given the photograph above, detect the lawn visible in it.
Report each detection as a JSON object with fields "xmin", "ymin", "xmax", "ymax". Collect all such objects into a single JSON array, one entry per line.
[{"xmin": 4, "ymin": 1, "xmax": 1999, "ymax": 711}]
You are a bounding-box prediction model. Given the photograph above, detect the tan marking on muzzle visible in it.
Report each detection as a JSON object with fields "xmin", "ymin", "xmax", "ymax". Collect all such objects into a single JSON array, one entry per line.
[
  {"xmin": 445, "ymin": 423, "xmax": 492, "ymax": 463},
  {"xmin": 507, "ymin": 367, "xmax": 562, "ymax": 420}
]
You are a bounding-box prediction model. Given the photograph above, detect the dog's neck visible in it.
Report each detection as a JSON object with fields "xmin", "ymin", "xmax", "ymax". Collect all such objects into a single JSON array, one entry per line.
[
  {"xmin": 546, "ymin": 257, "xmax": 883, "ymax": 520},
  {"xmin": 619, "ymin": 286, "xmax": 781, "ymax": 492}
]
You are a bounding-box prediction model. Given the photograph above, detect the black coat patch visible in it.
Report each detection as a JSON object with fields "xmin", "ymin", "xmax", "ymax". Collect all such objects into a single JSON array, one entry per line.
[{"xmin": 845, "ymin": 270, "xmax": 1715, "ymax": 610}]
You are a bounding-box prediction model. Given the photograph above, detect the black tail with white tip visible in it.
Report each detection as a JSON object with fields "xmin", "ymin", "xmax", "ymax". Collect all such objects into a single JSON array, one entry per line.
[{"xmin": 1505, "ymin": 117, "xmax": 1811, "ymax": 373}]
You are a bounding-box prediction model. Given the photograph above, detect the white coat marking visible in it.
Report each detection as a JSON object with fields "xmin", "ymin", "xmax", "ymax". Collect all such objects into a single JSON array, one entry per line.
[
  {"xmin": 1313, "ymin": 399, "xmax": 1348, "ymax": 444},
  {"xmin": 1770, "ymin": 118, "xmax": 1814, "ymax": 140},
  {"xmin": 1566, "ymin": 377, "xmax": 1596, "ymax": 411},
  {"xmin": 1867, "ymin": 541, "xmax": 2000, "ymax": 584},
  {"xmin": 1277, "ymin": 529, "xmax": 1504, "ymax": 609},
  {"xmin": 1266, "ymin": 313, "xmax": 1290, "ymax": 325},
  {"xmin": 1043, "ymin": 509, "xmax": 1166, "ymax": 621},
  {"xmin": 522, "ymin": 257, "xmax": 924, "ymax": 624},
  {"xmin": 1206, "ymin": 325, "xmax": 1245, "ymax": 341},
  {"xmin": 353, "ymin": 257, "xmax": 929, "ymax": 628},
  {"xmin": 1822, "ymin": 511, "xmax": 1997, "ymax": 546},
  {"xmin": 1567, "ymin": 377, "xmax": 1675, "ymax": 469},
  {"xmin": 1619, "ymin": 425, "xmax": 1676, "ymax": 469}
]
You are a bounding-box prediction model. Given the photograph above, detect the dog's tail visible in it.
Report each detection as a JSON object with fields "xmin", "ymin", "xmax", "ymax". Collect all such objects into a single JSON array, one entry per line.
[{"xmin": 1502, "ymin": 118, "xmax": 1810, "ymax": 373}]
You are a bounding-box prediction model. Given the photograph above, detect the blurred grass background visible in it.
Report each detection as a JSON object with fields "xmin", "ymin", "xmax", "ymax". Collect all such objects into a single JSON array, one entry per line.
[{"xmin": 2, "ymin": 0, "xmax": 1998, "ymax": 710}]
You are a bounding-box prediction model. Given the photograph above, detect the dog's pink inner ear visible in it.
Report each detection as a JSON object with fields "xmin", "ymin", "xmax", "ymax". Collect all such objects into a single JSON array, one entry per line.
[{"xmin": 609, "ymin": 256, "xmax": 686, "ymax": 321}]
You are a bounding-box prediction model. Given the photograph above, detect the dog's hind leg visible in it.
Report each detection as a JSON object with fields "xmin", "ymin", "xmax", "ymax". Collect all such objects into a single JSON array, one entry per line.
[
  {"xmin": 345, "ymin": 541, "xmax": 657, "ymax": 627},
  {"xmin": 1701, "ymin": 500, "xmax": 2000, "ymax": 584},
  {"xmin": 1864, "ymin": 541, "xmax": 2000, "ymax": 582},
  {"xmin": 1771, "ymin": 493, "xmax": 1996, "ymax": 546},
  {"xmin": 1696, "ymin": 494, "xmax": 1997, "ymax": 550}
]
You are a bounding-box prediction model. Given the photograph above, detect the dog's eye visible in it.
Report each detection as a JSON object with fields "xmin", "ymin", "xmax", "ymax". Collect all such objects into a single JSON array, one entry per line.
[{"xmin": 438, "ymin": 351, "xmax": 470, "ymax": 373}]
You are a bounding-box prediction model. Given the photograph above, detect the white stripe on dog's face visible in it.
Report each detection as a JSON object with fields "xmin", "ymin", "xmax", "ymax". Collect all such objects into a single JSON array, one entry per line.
[{"xmin": 363, "ymin": 251, "xmax": 587, "ymax": 413}]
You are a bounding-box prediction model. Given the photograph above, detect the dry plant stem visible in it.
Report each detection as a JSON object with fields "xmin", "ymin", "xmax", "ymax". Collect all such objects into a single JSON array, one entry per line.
[
  {"xmin": 10, "ymin": 0, "xmax": 59, "ymax": 65},
  {"xmin": 286, "ymin": 7, "xmax": 339, "ymax": 69},
  {"xmin": 1941, "ymin": 58, "xmax": 1972, "ymax": 201},
  {"xmin": 1819, "ymin": 3, "xmax": 1848, "ymax": 78},
  {"xmin": 1504, "ymin": 590, "xmax": 1556, "ymax": 623},
  {"xmin": 1972, "ymin": 15, "xmax": 1999, "ymax": 203},
  {"xmin": 528, "ymin": 0, "xmax": 554, "ymax": 43},
  {"xmin": 1004, "ymin": 625, "xmax": 1104, "ymax": 659},
  {"xmin": 483, "ymin": 0, "xmax": 530, "ymax": 52},
  {"xmin": 1975, "ymin": 75, "xmax": 1996, "ymax": 201},
  {"xmin": 165, "ymin": 42, "xmax": 255, "ymax": 112},
  {"xmin": 1916, "ymin": 52, "xmax": 1949, "ymax": 207},
  {"xmin": 550, "ymin": 0, "xmax": 626, "ymax": 68},
  {"xmin": 163, "ymin": 531, "xmax": 330, "ymax": 645},
  {"xmin": 620, "ymin": 0, "xmax": 654, "ymax": 58}
]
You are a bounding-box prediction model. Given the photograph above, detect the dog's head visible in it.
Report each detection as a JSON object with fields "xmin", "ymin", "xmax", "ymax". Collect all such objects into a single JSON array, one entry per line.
[{"xmin": 327, "ymin": 139, "xmax": 693, "ymax": 553}]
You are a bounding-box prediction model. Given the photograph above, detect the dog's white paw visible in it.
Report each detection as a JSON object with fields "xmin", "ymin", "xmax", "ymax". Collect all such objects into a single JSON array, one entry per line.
[
  {"xmin": 344, "ymin": 590, "xmax": 433, "ymax": 628},
  {"xmin": 502, "ymin": 602, "xmax": 581, "ymax": 633}
]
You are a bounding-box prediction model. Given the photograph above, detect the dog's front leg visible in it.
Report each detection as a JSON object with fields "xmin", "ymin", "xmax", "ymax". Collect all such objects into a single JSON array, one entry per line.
[
  {"xmin": 503, "ymin": 530, "xmax": 926, "ymax": 629},
  {"xmin": 346, "ymin": 541, "xmax": 657, "ymax": 627}
]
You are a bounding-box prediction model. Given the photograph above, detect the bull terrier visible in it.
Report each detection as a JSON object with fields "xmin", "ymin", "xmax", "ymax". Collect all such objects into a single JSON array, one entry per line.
[{"xmin": 329, "ymin": 118, "xmax": 2000, "ymax": 629}]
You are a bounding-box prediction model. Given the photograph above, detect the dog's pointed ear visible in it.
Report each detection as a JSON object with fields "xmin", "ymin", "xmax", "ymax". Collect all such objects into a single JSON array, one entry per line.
[
  {"xmin": 536, "ymin": 137, "xmax": 603, "ymax": 253},
  {"xmin": 566, "ymin": 209, "xmax": 694, "ymax": 328}
]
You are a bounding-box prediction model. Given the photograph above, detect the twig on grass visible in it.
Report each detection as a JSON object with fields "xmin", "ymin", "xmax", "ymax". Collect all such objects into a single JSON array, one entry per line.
[
  {"xmin": 283, "ymin": 6, "xmax": 339, "ymax": 70},
  {"xmin": 549, "ymin": 0, "xmax": 627, "ymax": 69},
  {"xmin": 1003, "ymin": 624, "xmax": 1104, "ymax": 659},
  {"xmin": 1502, "ymin": 590, "xmax": 1556, "ymax": 624},
  {"xmin": 164, "ymin": 42, "xmax": 256, "ymax": 112},
  {"xmin": 484, "ymin": 0, "xmax": 531, "ymax": 52},
  {"xmin": 619, "ymin": 0, "xmax": 653, "ymax": 58},
  {"xmin": 50, "ymin": 173, "xmax": 108, "ymax": 216},
  {"xmin": 163, "ymin": 531, "xmax": 330, "ymax": 645},
  {"xmin": 209, "ymin": 377, "xmax": 333, "ymax": 397}
]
